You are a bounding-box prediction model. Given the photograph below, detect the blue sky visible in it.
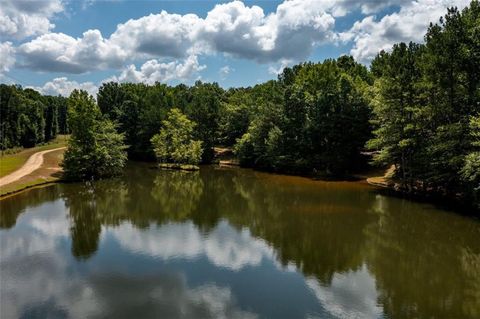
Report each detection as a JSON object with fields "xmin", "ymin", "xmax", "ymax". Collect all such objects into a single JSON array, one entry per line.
[{"xmin": 0, "ymin": 0, "xmax": 468, "ymax": 96}]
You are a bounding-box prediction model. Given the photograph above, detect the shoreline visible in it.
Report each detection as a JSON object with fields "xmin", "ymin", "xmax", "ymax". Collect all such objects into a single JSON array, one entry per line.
[
  {"xmin": 0, "ymin": 180, "xmax": 61, "ymax": 200},
  {"xmin": 0, "ymin": 148, "xmax": 65, "ymax": 198},
  {"xmin": 1, "ymin": 158, "xmax": 478, "ymax": 217},
  {"xmin": 365, "ymin": 168, "xmax": 479, "ymax": 217}
]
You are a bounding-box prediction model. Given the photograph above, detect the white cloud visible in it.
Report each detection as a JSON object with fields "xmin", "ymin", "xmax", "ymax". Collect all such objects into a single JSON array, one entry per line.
[
  {"xmin": 268, "ymin": 59, "xmax": 293, "ymax": 75},
  {"xmin": 0, "ymin": 0, "xmax": 64, "ymax": 39},
  {"xmin": 9, "ymin": 0, "xmax": 472, "ymax": 80},
  {"xmin": 108, "ymin": 55, "xmax": 206, "ymax": 84},
  {"xmin": 17, "ymin": 0, "xmax": 336, "ymax": 74},
  {"xmin": 219, "ymin": 65, "xmax": 233, "ymax": 78},
  {"xmin": 342, "ymin": 0, "xmax": 470, "ymax": 63},
  {"xmin": 109, "ymin": 10, "xmax": 204, "ymax": 58},
  {"xmin": 0, "ymin": 41, "xmax": 15, "ymax": 74},
  {"xmin": 33, "ymin": 77, "xmax": 98, "ymax": 97},
  {"xmin": 200, "ymin": 0, "xmax": 335, "ymax": 62},
  {"xmin": 31, "ymin": 56, "xmax": 203, "ymax": 97},
  {"xmin": 19, "ymin": 30, "xmax": 127, "ymax": 73}
]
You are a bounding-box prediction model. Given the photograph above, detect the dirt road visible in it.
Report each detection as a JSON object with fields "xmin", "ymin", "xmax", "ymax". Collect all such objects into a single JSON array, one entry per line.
[{"xmin": 0, "ymin": 147, "xmax": 66, "ymax": 187}]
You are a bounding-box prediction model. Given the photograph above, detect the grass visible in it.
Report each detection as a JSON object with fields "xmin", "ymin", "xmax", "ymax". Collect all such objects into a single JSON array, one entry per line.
[
  {"xmin": 0, "ymin": 148, "xmax": 65, "ymax": 197},
  {"xmin": 0, "ymin": 135, "xmax": 68, "ymax": 178}
]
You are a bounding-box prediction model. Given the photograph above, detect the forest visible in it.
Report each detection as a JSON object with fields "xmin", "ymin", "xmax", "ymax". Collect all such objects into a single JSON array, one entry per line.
[
  {"xmin": 0, "ymin": 1, "xmax": 479, "ymax": 208},
  {"xmin": 0, "ymin": 85, "xmax": 68, "ymax": 150}
]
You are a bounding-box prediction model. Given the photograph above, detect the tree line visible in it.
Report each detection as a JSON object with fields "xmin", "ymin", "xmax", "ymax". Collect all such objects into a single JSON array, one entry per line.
[
  {"xmin": 92, "ymin": 56, "xmax": 372, "ymax": 176},
  {"xmin": 0, "ymin": 85, "xmax": 68, "ymax": 149},
  {"xmin": 1, "ymin": 1, "xmax": 478, "ymax": 207},
  {"xmin": 368, "ymin": 2, "xmax": 480, "ymax": 205}
]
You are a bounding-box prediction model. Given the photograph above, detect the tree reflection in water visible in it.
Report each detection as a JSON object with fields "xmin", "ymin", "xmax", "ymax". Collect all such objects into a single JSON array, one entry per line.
[
  {"xmin": 151, "ymin": 170, "xmax": 204, "ymax": 221},
  {"xmin": 1, "ymin": 164, "xmax": 479, "ymax": 318}
]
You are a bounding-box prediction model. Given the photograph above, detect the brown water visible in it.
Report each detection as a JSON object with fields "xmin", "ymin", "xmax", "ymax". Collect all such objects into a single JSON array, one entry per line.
[{"xmin": 1, "ymin": 163, "xmax": 479, "ymax": 319}]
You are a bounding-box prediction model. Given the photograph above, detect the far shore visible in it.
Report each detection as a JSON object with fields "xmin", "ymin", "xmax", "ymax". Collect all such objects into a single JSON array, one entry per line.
[{"xmin": 1, "ymin": 147, "xmax": 478, "ymax": 217}]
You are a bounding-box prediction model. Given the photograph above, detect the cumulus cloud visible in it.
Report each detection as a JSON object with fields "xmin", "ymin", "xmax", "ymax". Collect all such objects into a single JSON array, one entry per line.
[
  {"xmin": 0, "ymin": 41, "xmax": 15, "ymax": 74},
  {"xmin": 9, "ymin": 0, "xmax": 472, "ymax": 80},
  {"xmin": 33, "ymin": 77, "xmax": 98, "ymax": 97},
  {"xmin": 0, "ymin": 0, "xmax": 64, "ymax": 39},
  {"xmin": 342, "ymin": 0, "xmax": 470, "ymax": 63},
  {"xmin": 108, "ymin": 55, "xmax": 206, "ymax": 84},
  {"xmin": 17, "ymin": 0, "xmax": 337, "ymax": 74},
  {"xmin": 18, "ymin": 30, "xmax": 127, "ymax": 73},
  {"xmin": 200, "ymin": 0, "xmax": 335, "ymax": 62},
  {"xmin": 109, "ymin": 11, "xmax": 204, "ymax": 59}
]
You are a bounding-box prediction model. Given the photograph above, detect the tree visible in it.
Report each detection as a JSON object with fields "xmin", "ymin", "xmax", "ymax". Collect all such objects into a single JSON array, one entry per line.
[
  {"xmin": 367, "ymin": 43, "xmax": 426, "ymax": 189},
  {"xmin": 366, "ymin": 1, "xmax": 479, "ymax": 203},
  {"xmin": 462, "ymin": 116, "xmax": 480, "ymax": 206},
  {"xmin": 43, "ymin": 96, "xmax": 59, "ymax": 141},
  {"xmin": 186, "ymin": 81, "xmax": 223, "ymax": 163},
  {"xmin": 420, "ymin": 2, "xmax": 480, "ymax": 192},
  {"xmin": 0, "ymin": 85, "xmax": 65, "ymax": 150},
  {"xmin": 289, "ymin": 59, "xmax": 371, "ymax": 175},
  {"xmin": 62, "ymin": 90, "xmax": 127, "ymax": 180},
  {"xmin": 235, "ymin": 59, "xmax": 371, "ymax": 176},
  {"xmin": 234, "ymin": 80, "xmax": 285, "ymax": 169},
  {"xmin": 151, "ymin": 108, "xmax": 203, "ymax": 165}
]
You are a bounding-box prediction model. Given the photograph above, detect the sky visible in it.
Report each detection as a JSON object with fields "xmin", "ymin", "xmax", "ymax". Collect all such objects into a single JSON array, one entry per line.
[{"xmin": 0, "ymin": 0, "xmax": 471, "ymax": 96}]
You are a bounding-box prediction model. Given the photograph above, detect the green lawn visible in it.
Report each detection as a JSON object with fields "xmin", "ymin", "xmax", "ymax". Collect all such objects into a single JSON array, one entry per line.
[{"xmin": 0, "ymin": 135, "xmax": 68, "ymax": 178}]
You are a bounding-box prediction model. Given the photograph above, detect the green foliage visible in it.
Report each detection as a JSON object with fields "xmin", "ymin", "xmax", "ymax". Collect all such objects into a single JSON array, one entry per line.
[
  {"xmin": 96, "ymin": 81, "xmax": 224, "ymax": 163},
  {"xmin": 234, "ymin": 80, "xmax": 285, "ymax": 168},
  {"xmin": 235, "ymin": 58, "xmax": 371, "ymax": 175},
  {"xmin": 62, "ymin": 90, "xmax": 127, "ymax": 180},
  {"xmin": 2, "ymin": 0, "xmax": 479, "ymax": 209},
  {"xmin": 368, "ymin": 42, "xmax": 426, "ymax": 187},
  {"xmin": 368, "ymin": 0, "xmax": 480, "ymax": 205},
  {"xmin": 151, "ymin": 108, "xmax": 203, "ymax": 165},
  {"xmin": 462, "ymin": 116, "xmax": 480, "ymax": 205},
  {"xmin": 218, "ymin": 102, "xmax": 250, "ymax": 146},
  {"xmin": 0, "ymin": 84, "xmax": 63, "ymax": 150},
  {"xmin": 185, "ymin": 81, "xmax": 223, "ymax": 163}
]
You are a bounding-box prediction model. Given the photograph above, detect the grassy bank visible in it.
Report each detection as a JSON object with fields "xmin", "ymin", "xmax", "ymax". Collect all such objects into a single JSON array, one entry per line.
[
  {"xmin": 0, "ymin": 148, "xmax": 65, "ymax": 197},
  {"xmin": 0, "ymin": 135, "xmax": 68, "ymax": 178}
]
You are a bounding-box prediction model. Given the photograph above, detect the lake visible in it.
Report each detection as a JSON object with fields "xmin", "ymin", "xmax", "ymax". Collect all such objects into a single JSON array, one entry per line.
[{"xmin": 1, "ymin": 163, "xmax": 479, "ymax": 319}]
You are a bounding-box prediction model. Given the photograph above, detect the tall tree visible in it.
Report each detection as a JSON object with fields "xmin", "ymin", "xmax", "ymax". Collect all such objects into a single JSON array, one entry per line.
[
  {"xmin": 462, "ymin": 116, "xmax": 480, "ymax": 206},
  {"xmin": 421, "ymin": 2, "xmax": 480, "ymax": 192},
  {"xmin": 62, "ymin": 90, "xmax": 127, "ymax": 180},
  {"xmin": 186, "ymin": 81, "xmax": 223, "ymax": 163},
  {"xmin": 368, "ymin": 42, "xmax": 426, "ymax": 189}
]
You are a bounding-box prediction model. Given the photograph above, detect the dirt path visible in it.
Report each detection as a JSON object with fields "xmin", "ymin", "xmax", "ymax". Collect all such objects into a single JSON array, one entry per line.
[
  {"xmin": 0, "ymin": 147, "xmax": 66, "ymax": 187},
  {"xmin": 366, "ymin": 164, "xmax": 395, "ymax": 188}
]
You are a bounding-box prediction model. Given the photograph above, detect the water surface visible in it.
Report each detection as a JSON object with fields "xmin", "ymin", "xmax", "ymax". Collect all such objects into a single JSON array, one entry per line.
[{"xmin": 1, "ymin": 164, "xmax": 479, "ymax": 318}]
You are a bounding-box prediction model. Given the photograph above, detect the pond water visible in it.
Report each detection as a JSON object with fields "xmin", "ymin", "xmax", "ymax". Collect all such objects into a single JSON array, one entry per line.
[{"xmin": 1, "ymin": 164, "xmax": 479, "ymax": 319}]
